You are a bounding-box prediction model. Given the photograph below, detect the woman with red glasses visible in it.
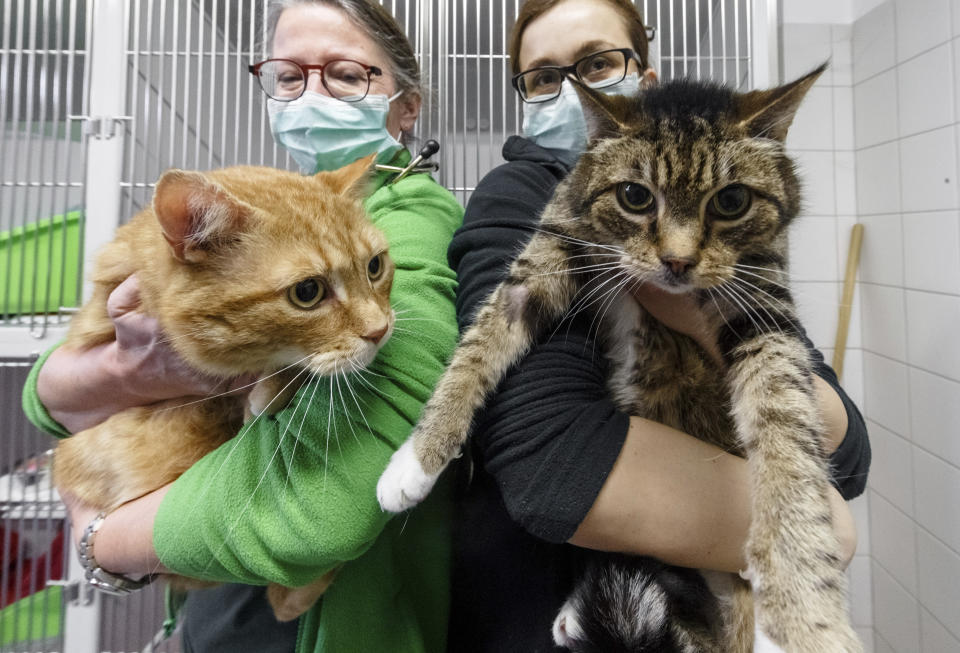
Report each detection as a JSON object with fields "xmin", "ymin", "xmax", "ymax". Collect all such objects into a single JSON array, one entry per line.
[{"xmin": 22, "ymin": 2, "xmax": 461, "ymax": 652}]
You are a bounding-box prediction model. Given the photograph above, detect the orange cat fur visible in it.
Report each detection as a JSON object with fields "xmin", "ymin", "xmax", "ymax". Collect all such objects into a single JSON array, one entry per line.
[{"xmin": 53, "ymin": 155, "xmax": 395, "ymax": 620}]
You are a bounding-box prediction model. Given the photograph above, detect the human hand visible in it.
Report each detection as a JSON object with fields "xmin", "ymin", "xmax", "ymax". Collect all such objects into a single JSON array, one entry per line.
[
  {"xmin": 107, "ymin": 275, "xmax": 256, "ymax": 402},
  {"xmin": 631, "ymin": 284, "xmax": 723, "ymax": 365}
]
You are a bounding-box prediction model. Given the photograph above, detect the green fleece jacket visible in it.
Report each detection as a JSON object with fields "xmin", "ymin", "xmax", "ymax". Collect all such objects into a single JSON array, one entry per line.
[{"xmin": 22, "ymin": 156, "xmax": 463, "ymax": 653}]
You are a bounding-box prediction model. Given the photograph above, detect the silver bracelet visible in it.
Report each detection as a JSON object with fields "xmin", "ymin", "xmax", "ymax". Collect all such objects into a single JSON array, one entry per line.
[{"xmin": 77, "ymin": 511, "xmax": 157, "ymax": 596}]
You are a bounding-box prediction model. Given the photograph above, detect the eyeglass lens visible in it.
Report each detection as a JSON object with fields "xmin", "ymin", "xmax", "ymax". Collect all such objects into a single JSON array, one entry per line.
[
  {"xmin": 517, "ymin": 50, "xmax": 629, "ymax": 102},
  {"xmin": 257, "ymin": 59, "xmax": 371, "ymax": 101}
]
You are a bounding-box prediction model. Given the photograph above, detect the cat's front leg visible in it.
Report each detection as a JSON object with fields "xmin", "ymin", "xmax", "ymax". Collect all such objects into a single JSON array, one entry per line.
[
  {"xmin": 726, "ymin": 333, "xmax": 861, "ymax": 653},
  {"xmin": 377, "ymin": 233, "xmax": 579, "ymax": 512}
]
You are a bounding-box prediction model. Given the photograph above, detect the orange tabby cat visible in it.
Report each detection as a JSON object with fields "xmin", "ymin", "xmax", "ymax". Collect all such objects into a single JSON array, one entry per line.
[{"xmin": 52, "ymin": 155, "xmax": 395, "ymax": 621}]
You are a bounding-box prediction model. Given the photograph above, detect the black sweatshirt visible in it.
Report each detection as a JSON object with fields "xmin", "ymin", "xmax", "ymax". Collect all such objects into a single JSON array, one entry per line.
[{"xmin": 446, "ymin": 136, "xmax": 870, "ymax": 653}]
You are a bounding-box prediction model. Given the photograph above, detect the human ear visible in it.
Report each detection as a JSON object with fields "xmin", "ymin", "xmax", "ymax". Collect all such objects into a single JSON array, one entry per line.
[{"xmin": 397, "ymin": 92, "xmax": 422, "ymax": 134}]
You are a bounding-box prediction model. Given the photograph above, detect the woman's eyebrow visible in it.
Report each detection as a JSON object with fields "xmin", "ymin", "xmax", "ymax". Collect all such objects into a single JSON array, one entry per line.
[
  {"xmin": 572, "ymin": 40, "xmax": 618, "ymax": 61},
  {"xmin": 524, "ymin": 40, "xmax": 619, "ymax": 71}
]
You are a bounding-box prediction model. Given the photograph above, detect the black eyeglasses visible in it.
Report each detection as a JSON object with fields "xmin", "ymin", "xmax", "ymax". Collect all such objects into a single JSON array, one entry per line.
[
  {"xmin": 511, "ymin": 48, "xmax": 642, "ymax": 104},
  {"xmin": 248, "ymin": 58, "xmax": 383, "ymax": 102}
]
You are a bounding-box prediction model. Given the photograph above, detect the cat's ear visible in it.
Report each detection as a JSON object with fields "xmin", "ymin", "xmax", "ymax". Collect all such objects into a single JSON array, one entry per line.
[
  {"xmin": 315, "ymin": 153, "xmax": 377, "ymax": 200},
  {"xmin": 153, "ymin": 169, "xmax": 249, "ymax": 263},
  {"xmin": 571, "ymin": 81, "xmax": 633, "ymax": 141},
  {"xmin": 734, "ymin": 62, "xmax": 827, "ymax": 141}
]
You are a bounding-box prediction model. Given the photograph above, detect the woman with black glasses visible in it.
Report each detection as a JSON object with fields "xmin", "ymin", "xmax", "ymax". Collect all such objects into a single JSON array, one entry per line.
[
  {"xmin": 446, "ymin": 1, "xmax": 869, "ymax": 650},
  {"xmin": 24, "ymin": 2, "xmax": 461, "ymax": 652}
]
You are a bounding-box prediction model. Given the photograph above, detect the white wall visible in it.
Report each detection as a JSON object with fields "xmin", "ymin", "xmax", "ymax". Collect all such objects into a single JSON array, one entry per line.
[
  {"xmin": 782, "ymin": 0, "xmax": 854, "ymax": 25},
  {"xmin": 851, "ymin": 1, "xmax": 960, "ymax": 651}
]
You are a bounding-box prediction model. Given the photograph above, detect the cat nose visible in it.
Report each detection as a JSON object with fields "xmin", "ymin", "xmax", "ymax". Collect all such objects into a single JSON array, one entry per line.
[
  {"xmin": 660, "ymin": 255, "xmax": 698, "ymax": 277},
  {"xmin": 362, "ymin": 324, "xmax": 389, "ymax": 345}
]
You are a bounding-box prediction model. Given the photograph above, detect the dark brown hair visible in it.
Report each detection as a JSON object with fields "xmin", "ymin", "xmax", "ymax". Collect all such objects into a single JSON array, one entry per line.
[{"xmin": 508, "ymin": 0, "xmax": 650, "ymax": 74}]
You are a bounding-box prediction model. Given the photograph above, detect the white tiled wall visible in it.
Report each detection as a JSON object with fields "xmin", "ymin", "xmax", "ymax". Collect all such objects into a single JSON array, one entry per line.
[
  {"xmin": 782, "ymin": 20, "xmax": 874, "ymax": 651},
  {"xmin": 851, "ymin": 1, "xmax": 960, "ymax": 651}
]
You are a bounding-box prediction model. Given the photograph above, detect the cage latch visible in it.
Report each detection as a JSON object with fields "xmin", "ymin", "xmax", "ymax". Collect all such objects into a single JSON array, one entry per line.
[{"xmin": 68, "ymin": 115, "xmax": 134, "ymax": 140}]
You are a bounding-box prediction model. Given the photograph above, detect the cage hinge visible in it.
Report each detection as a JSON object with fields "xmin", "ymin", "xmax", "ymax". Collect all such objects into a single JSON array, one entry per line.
[
  {"xmin": 68, "ymin": 114, "xmax": 133, "ymax": 140},
  {"xmin": 47, "ymin": 579, "xmax": 96, "ymax": 606}
]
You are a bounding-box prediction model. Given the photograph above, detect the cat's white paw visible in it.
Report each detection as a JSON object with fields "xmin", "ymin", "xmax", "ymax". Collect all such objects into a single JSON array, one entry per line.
[
  {"xmin": 552, "ymin": 599, "xmax": 583, "ymax": 649},
  {"xmin": 376, "ymin": 439, "xmax": 439, "ymax": 513}
]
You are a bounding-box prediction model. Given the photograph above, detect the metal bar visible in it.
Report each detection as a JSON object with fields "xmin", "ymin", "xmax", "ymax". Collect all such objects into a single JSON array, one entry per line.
[
  {"xmin": 709, "ymin": 0, "xmax": 715, "ymax": 79},
  {"xmin": 695, "ymin": 0, "xmax": 701, "ymax": 79},
  {"xmin": 474, "ymin": 0, "xmax": 480, "ymax": 201},
  {"xmin": 488, "ymin": 1, "xmax": 493, "ymax": 174},
  {"xmin": 194, "ymin": 0, "xmax": 205, "ymax": 167},
  {"xmin": 169, "ymin": 0, "xmax": 180, "ymax": 165},
  {"xmin": 735, "ymin": 0, "xmax": 741, "ymax": 86},
  {"xmin": 221, "ymin": 0, "xmax": 232, "ymax": 166},
  {"xmin": 180, "ymin": 0, "xmax": 193, "ymax": 169},
  {"xmin": 721, "ymin": 0, "xmax": 727, "ymax": 83},
  {"xmin": 681, "ymin": 0, "xmax": 687, "ymax": 77}
]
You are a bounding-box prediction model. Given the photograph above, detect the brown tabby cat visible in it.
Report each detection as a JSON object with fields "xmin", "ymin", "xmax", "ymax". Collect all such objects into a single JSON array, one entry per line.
[
  {"xmin": 377, "ymin": 65, "xmax": 861, "ymax": 652},
  {"xmin": 53, "ymin": 155, "xmax": 395, "ymax": 622}
]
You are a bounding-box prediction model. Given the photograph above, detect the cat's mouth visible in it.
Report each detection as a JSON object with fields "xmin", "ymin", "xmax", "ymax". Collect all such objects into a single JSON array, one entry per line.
[{"xmin": 303, "ymin": 320, "xmax": 394, "ymax": 377}]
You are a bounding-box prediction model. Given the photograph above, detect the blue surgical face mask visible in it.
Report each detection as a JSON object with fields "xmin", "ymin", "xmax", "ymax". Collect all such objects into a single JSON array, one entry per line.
[
  {"xmin": 521, "ymin": 72, "xmax": 643, "ymax": 166},
  {"xmin": 268, "ymin": 90, "xmax": 404, "ymax": 174}
]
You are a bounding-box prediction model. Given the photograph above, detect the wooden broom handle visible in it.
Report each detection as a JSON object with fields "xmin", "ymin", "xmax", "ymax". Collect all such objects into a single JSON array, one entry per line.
[{"xmin": 832, "ymin": 223, "xmax": 864, "ymax": 380}]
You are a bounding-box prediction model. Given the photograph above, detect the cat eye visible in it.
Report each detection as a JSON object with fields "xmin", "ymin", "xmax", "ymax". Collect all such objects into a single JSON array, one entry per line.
[
  {"xmin": 288, "ymin": 277, "xmax": 326, "ymax": 309},
  {"xmin": 367, "ymin": 253, "xmax": 385, "ymax": 281},
  {"xmin": 616, "ymin": 182, "xmax": 655, "ymax": 213},
  {"xmin": 709, "ymin": 184, "xmax": 752, "ymax": 220}
]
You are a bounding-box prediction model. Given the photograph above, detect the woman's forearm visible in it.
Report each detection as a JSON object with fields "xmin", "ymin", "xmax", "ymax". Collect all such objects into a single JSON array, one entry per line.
[
  {"xmin": 570, "ymin": 379, "xmax": 856, "ymax": 573},
  {"xmin": 64, "ymin": 485, "xmax": 168, "ymax": 578}
]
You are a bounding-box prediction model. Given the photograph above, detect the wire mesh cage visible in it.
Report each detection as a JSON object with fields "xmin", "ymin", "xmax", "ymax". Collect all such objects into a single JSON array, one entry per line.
[{"xmin": 0, "ymin": 1, "xmax": 767, "ymax": 651}]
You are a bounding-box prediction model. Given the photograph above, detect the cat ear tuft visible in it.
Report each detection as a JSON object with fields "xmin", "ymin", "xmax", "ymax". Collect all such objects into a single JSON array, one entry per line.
[
  {"xmin": 316, "ymin": 153, "xmax": 377, "ymax": 200},
  {"xmin": 734, "ymin": 62, "xmax": 827, "ymax": 141},
  {"xmin": 153, "ymin": 169, "xmax": 249, "ymax": 263},
  {"xmin": 570, "ymin": 81, "xmax": 633, "ymax": 142}
]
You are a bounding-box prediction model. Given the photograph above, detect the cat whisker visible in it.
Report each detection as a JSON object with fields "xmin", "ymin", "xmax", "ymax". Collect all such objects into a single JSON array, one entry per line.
[
  {"xmin": 722, "ymin": 280, "xmax": 779, "ymax": 337},
  {"xmin": 554, "ymin": 269, "xmax": 628, "ymax": 339},
  {"xmin": 283, "ymin": 373, "xmax": 323, "ymax": 497},
  {"xmin": 169, "ymin": 362, "xmax": 314, "ymax": 549},
  {"xmin": 154, "ymin": 355, "xmax": 313, "ymax": 413},
  {"xmin": 528, "ymin": 262, "xmax": 624, "ymax": 278},
  {"xmin": 341, "ymin": 369, "xmax": 377, "ymax": 442},
  {"xmin": 588, "ymin": 272, "xmax": 637, "ymax": 349},
  {"xmin": 729, "ymin": 268, "xmax": 841, "ymax": 310},
  {"xmin": 731, "ymin": 263, "xmax": 791, "ymax": 278},
  {"xmin": 706, "ymin": 287, "xmax": 747, "ymax": 351},
  {"xmin": 203, "ymin": 370, "xmax": 320, "ymax": 575},
  {"xmin": 530, "ymin": 227, "xmax": 627, "ymax": 256},
  {"xmin": 726, "ymin": 266, "xmax": 795, "ymax": 292},
  {"xmin": 726, "ymin": 277, "xmax": 803, "ymax": 336},
  {"xmin": 714, "ymin": 283, "xmax": 765, "ymax": 338},
  {"xmin": 334, "ymin": 371, "xmax": 363, "ymax": 447},
  {"xmin": 393, "ymin": 316, "xmax": 455, "ymax": 326}
]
